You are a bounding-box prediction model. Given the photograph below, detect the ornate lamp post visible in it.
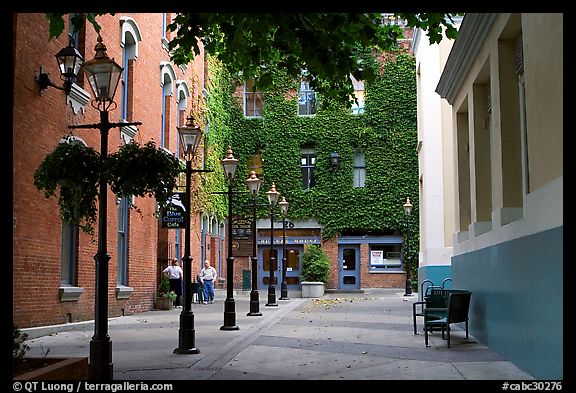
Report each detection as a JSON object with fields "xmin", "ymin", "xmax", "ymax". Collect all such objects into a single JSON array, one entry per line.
[
  {"xmin": 246, "ymin": 171, "xmax": 263, "ymax": 316},
  {"xmin": 278, "ymin": 196, "xmax": 289, "ymax": 300},
  {"xmin": 173, "ymin": 115, "xmax": 203, "ymax": 354},
  {"xmin": 220, "ymin": 147, "xmax": 240, "ymax": 330},
  {"xmin": 68, "ymin": 35, "xmax": 142, "ymax": 380},
  {"xmin": 265, "ymin": 182, "xmax": 280, "ymax": 307},
  {"xmin": 403, "ymin": 197, "xmax": 413, "ymax": 296}
]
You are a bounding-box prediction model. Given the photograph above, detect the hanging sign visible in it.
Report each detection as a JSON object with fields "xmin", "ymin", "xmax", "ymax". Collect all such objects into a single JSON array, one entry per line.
[
  {"xmin": 161, "ymin": 192, "xmax": 186, "ymax": 228},
  {"xmin": 232, "ymin": 216, "xmax": 253, "ymax": 256}
]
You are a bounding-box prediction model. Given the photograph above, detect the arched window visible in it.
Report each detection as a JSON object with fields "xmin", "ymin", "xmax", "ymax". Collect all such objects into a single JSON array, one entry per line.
[{"xmin": 160, "ymin": 62, "xmax": 176, "ymax": 149}]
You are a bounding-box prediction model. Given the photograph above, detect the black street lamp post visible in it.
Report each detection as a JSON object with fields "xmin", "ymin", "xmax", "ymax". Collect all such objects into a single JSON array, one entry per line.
[
  {"xmin": 246, "ymin": 171, "xmax": 263, "ymax": 316},
  {"xmin": 221, "ymin": 147, "xmax": 240, "ymax": 330},
  {"xmin": 67, "ymin": 35, "xmax": 142, "ymax": 380},
  {"xmin": 278, "ymin": 196, "xmax": 289, "ymax": 300},
  {"xmin": 173, "ymin": 115, "xmax": 205, "ymax": 354},
  {"xmin": 403, "ymin": 197, "xmax": 413, "ymax": 297},
  {"xmin": 265, "ymin": 182, "xmax": 280, "ymax": 307}
]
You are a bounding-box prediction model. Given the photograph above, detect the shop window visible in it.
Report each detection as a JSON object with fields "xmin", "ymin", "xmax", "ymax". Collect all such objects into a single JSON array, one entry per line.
[{"xmin": 369, "ymin": 244, "xmax": 402, "ymax": 271}]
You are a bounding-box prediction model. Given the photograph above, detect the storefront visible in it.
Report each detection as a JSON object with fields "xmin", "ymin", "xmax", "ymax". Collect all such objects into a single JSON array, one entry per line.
[{"xmin": 256, "ymin": 219, "xmax": 321, "ymax": 291}]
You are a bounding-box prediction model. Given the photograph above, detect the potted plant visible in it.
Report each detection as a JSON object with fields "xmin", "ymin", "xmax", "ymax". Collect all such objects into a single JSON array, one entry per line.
[
  {"xmin": 155, "ymin": 275, "xmax": 177, "ymax": 310},
  {"xmin": 301, "ymin": 245, "xmax": 330, "ymax": 298},
  {"xmin": 33, "ymin": 136, "xmax": 100, "ymax": 234},
  {"xmin": 12, "ymin": 324, "xmax": 88, "ymax": 380},
  {"xmin": 34, "ymin": 137, "xmax": 181, "ymax": 234}
]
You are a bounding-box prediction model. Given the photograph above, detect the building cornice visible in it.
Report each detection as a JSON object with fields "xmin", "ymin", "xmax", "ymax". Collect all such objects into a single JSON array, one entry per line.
[{"xmin": 435, "ymin": 13, "xmax": 497, "ymax": 105}]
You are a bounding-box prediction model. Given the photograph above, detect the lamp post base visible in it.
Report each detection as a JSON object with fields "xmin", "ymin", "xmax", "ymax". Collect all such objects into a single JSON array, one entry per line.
[
  {"xmin": 279, "ymin": 282, "xmax": 289, "ymax": 300},
  {"xmin": 247, "ymin": 289, "xmax": 262, "ymax": 316},
  {"xmin": 88, "ymin": 338, "xmax": 113, "ymax": 380},
  {"xmin": 265, "ymin": 285, "xmax": 278, "ymax": 306},
  {"xmin": 404, "ymin": 279, "xmax": 413, "ymax": 296},
  {"xmin": 220, "ymin": 299, "xmax": 239, "ymax": 330},
  {"xmin": 174, "ymin": 311, "xmax": 200, "ymax": 354}
]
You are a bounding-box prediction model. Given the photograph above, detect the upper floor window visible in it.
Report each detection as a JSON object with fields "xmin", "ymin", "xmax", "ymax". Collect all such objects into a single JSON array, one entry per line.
[
  {"xmin": 249, "ymin": 148, "xmax": 263, "ymax": 177},
  {"xmin": 350, "ymin": 74, "xmax": 365, "ymax": 115},
  {"xmin": 161, "ymin": 13, "xmax": 169, "ymax": 48},
  {"xmin": 298, "ymin": 80, "xmax": 317, "ymax": 116},
  {"xmin": 244, "ymin": 80, "xmax": 263, "ymax": 117},
  {"xmin": 301, "ymin": 145, "xmax": 316, "ymax": 190},
  {"xmin": 353, "ymin": 150, "xmax": 366, "ymax": 188}
]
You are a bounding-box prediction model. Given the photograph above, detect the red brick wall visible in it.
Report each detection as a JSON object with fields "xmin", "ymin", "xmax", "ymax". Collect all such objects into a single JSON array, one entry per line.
[
  {"xmin": 320, "ymin": 236, "xmax": 405, "ymax": 290},
  {"xmin": 13, "ymin": 13, "xmax": 206, "ymax": 328}
]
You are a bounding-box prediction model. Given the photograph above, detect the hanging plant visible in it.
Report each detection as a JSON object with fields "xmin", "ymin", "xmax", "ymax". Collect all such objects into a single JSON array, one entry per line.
[
  {"xmin": 34, "ymin": 137, "xmax": 182, "ymax": 234},
  {"xmin": 33, "ymin": 136, "xmax": 100, "ymax": 233},
  {"xmin": 105, "ymin": 140, "xmax": 181, "ymax": 206}
]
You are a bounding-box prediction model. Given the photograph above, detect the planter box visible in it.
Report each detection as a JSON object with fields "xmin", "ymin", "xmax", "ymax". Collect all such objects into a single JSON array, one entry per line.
[
  {"xmin": 13, "ymin": 357, "xmax": 88, "ymax": 380},
  {"xmin": 301, "ymin": 282, "xmax": 325, "ymax": 298},
  {"xmin": 155, "ymin": 296, "xmax": 172, "ymax": 310}
]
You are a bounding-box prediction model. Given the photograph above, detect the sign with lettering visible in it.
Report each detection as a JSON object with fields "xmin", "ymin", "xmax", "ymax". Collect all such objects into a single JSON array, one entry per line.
[
  {"xmin": 257, "ymin": 237, "xmax": 320, "ymax": 245},
  {"xmin": 161, "ymin": 192, "xmax": 186, "ymax": 228},
  {"xmin": 232, "ymin": 217, "xmax": 253, "ymax": 256},
  {"xmin": 371, "ymin": 250, "xmax": 384, "ymax": 265}
]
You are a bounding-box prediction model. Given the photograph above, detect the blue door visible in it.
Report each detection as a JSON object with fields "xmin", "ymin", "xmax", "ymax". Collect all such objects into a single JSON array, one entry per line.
[
  {"xmin": 338, "ymin": 245, "xmax": 361, "ymax": 290},
  {"xmin": 258, "ymin": 247, "xmax": 279, "ymax": 290},
  {"xmin": 281, "ymin": 247, "xmax": 302, "ymax": 289},
  {"xmin": 258, "ymin": 246, "xmax": 303, "ymax": 291}
]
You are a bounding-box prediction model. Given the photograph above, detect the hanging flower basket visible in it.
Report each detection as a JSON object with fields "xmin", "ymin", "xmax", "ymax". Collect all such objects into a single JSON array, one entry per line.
[
  {"xmin": 105, "ymin": 140, "xmax": 181, "ymax": 206},
  {"xmin": 34, "ymin": 137, "xmax": 181, "ymax": 234},
  {"xmin": 33, "ymin": 136, "xmax": 100, "ymax": 233}
]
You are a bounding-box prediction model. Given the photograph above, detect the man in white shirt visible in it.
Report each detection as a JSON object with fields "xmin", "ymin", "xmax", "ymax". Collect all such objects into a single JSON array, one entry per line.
[
  {"xmin": 199, "ymin": 259, "xmax": 217, "ymax": 304},
  {"xmin": 163, "ymin": 259, "xmax": 183, "ymax": 307}
]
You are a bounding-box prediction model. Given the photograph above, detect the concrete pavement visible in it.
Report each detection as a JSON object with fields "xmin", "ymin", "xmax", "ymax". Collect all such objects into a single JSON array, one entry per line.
[{"xmin": 22, "ymin": 288, "xmax": 535, "ymax": 381}]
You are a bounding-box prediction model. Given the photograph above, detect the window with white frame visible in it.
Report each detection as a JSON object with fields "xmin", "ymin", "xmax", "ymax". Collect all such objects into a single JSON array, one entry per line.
[
  {"xmin": 350, "ymin": 74, "xmax": 365, "ymax": 114},
  {"xmin": 353, "ymin": 149, "xmax": 366, "ymax": 187},
  {"xmin": 301, "ymin": 145, "xmax": 316, "ymax": 190},
  {"xmin": 244, "ymin": 80, "xmax": 264, "ymax": 117},
  {"xmin": 298, "ymin": 80, "xmax": 317, "ymax": 116}
]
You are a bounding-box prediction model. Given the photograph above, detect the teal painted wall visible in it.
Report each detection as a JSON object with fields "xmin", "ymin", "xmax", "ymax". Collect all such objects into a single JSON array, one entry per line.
[
  {"xmin": 452, "ymin": 226, "xmax": 563, "ymax": 379},
  {"xmin": 418, "ymin": 265, "xmax": 452, "ymax": 294}
]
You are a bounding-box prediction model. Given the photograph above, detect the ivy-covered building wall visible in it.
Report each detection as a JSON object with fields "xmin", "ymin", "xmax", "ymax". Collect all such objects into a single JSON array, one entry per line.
[{"xmin": 198, "ymin": 47, "xmax": 420, "ymax": 292}]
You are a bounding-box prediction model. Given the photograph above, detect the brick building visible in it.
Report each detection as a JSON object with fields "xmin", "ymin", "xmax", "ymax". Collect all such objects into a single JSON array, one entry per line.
[
  {"xmin": 210, "ymin": 16, "xmax": 417, "ymax": 295},
  {"xmin": 12, "ymin": 13, "xmax": 214, "ymax": 328}
]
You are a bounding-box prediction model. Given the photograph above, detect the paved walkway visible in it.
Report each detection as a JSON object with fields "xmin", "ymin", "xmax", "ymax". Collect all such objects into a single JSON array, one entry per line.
[{"xmin": 22, "ymin": 289, "xmax": 534, "ymax": 381}]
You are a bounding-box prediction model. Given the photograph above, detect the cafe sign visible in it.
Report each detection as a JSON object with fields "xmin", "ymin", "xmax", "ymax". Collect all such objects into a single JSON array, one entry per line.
[{"xmin": 160, "ymin": 192, "xmax": 186, "ymax": 228}]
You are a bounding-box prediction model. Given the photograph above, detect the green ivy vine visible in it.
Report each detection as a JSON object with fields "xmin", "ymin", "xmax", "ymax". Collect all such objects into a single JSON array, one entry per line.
[{"xmin": 200, "ymin": 50, "xmax": 420, "ymax": 280}]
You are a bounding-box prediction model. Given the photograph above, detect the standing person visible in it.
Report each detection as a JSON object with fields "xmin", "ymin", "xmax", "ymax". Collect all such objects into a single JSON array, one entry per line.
[
  {"xmin": 199, "ymin": 259, "xmax": 217, "ymax": 304},
  {"xmin": 163, "ymin": 259, "xmax": 183, "ymax": 308}
]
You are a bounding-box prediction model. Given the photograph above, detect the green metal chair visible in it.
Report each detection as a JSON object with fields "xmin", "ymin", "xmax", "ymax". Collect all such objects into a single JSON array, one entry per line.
[
  {"xmin": 191, "ymin": 282, "xmax": 203, "ymax": 303},
  {"xmin": 412, "ymin": 281, "xmax": 442, "ymax": 334},
  {"xmin": 424, "ymin": 290, "xmax": 472, "ymax": 348}
]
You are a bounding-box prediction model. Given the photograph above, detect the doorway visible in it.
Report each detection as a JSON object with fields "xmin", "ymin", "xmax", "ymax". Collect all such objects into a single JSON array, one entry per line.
[
  {"xmin": 338, "ymin": 245, "xmax": 361, "ymax": 290},
  {"xmin": 258, "ymin": 246, "xmax": 302, "ymax": 290}
]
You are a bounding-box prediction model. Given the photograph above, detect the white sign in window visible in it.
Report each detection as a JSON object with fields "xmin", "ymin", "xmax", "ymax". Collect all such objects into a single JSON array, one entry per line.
[{"xmin": 371, "ymin": 250, "xmax": 385, "ymax": 265}]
